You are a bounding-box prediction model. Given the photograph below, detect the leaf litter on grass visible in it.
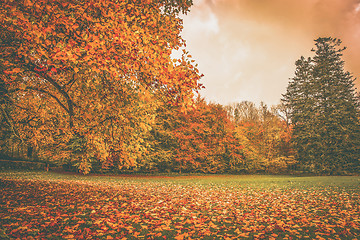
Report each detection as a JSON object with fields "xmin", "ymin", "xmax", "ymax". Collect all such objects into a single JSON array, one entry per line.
[{"xmin": 0, "ymin": 173, "xmax": 359, "ymax": 239}]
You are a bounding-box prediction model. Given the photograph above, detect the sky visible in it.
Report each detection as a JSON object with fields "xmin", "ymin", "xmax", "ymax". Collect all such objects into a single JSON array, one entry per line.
[{"xmin": 179, "ymin": 0, "xmax": 360, "ymax": 106}]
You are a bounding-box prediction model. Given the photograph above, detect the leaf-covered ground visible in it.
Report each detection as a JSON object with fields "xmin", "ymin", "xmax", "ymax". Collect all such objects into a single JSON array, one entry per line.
[{"xmin": 0, "ymin": 171, "xmax": 359, "ymax": 239}]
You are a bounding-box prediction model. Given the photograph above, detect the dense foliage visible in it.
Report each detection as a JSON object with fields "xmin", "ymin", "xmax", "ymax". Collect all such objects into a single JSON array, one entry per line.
[
  {"xmin": 283, "ymin": 37, "xmax": 360, "ymax": 174},
  {"xmin": 147, "ymin": 98, "xmax": 245, "ymax": 173},
  {"xmin": 226, "ymin": 101, "xmax": 295, "ymax": 173},
  {"xmin": 0, "ymin": 0, "xmax": 201, "ymax": 173}
]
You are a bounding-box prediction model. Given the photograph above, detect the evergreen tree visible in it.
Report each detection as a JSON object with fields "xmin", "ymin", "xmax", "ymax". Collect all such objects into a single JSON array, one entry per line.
[{"xmin": 283, "ymin": 37, "xmax": 360, "ymax": 174}]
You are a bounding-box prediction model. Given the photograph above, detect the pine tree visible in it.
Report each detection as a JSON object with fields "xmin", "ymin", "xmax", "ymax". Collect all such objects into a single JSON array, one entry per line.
[{"xmin": 283, "ymin": 37, "xmax": 360, "ymax": 174}]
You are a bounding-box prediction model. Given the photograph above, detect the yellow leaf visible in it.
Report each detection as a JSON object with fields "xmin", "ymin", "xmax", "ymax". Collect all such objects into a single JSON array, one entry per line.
[
  {"xmin": 12, "ymin": 68, "xmax": 22, "ymax": 73},
  {"xmin": 63, "ymin": 235, "xmax": 75, "ymax": 239}
]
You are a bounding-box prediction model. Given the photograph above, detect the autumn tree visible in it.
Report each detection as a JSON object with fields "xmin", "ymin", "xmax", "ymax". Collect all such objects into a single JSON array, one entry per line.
[
  {"xmin": 228, "ymin": 101, "xmax": 295, "ymax": 173},
  {"xmin": 283, "ymin": 37, "xmax": 360, "ymax": 174},
  {"xmin": 146, "ymin": 97, "xmax": 244, "ymax": 173},
  {"xmin": 0, "ymin": 0, "xmax": 202, "ymax": 173},
  {"xmin": 172, "ymin": 98, "xmax": 244, "ymax": 173}
]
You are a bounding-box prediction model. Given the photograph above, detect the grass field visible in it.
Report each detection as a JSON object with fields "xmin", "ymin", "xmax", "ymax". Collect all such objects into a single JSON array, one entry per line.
[{"xmin": 0, "ymin": 171, "xmax": 359, "ymax": 239}]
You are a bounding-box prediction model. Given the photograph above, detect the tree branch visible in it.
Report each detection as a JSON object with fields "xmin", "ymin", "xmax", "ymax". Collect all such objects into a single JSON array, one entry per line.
[
  {"xmin": 24, "ymin": 61, "xmax": 75, "ymax": 129},
  {"xmin": 26, "ymin": 86, "xmax": 70, "ymax": 115}
]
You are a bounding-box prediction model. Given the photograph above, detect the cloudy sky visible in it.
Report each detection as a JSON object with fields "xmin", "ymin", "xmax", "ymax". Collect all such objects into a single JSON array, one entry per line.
[{"xmin": 179, "ymin": 0, "xmax": 360, "ymax": 106}]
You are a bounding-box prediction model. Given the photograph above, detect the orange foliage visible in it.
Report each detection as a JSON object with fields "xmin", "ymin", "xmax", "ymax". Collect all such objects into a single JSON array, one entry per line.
[
  {"xmin": 149, "ymin": 97, "xmax": 245, "ymax": 173},
  {"xmin": 231, "ymin": 103, "xmax": 295, "ymax": 173},
  {"xmin": 0, "ymin": 0, "xmax": 202, "ymax": 173}
]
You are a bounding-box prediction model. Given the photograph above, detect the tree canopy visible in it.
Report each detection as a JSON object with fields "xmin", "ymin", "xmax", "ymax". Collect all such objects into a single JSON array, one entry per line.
[
  {"xmin": 0, "ymin": 0, "xmax": 202, "ymax": 173},
  {"xmin": 282, "ymin": 37, "xmax": 360, "ymax": 174}
]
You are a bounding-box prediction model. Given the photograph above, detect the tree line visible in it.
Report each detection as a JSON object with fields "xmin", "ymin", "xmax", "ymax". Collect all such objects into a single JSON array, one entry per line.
[
  {"xmin": 1, "ymin": 0, "xmax": 359, "ymax": 175},
  {"xmin": 1, "ymin": 93, "xmax": 294, "ymax": 174}
]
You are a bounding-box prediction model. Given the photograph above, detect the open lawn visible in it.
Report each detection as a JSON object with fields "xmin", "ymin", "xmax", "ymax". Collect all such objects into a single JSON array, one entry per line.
[{"xmin": 0, "ymin": 171, "xmax": 359, "ymax": 239}]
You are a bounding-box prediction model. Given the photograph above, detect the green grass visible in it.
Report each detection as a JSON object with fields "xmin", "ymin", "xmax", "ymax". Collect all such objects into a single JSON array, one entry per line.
[
  {"xmin": 1, "ymin": 170, "xmax": 359, "ymax": 190},
  {"xmin": 0, "ymin": 170, "xmax": 359, "ymax": 239}
]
